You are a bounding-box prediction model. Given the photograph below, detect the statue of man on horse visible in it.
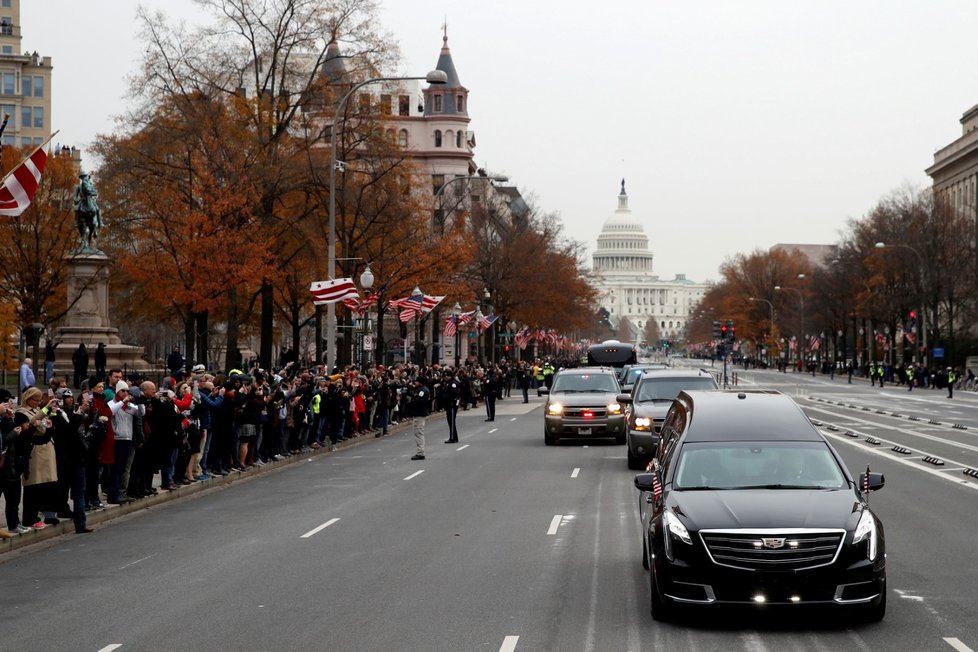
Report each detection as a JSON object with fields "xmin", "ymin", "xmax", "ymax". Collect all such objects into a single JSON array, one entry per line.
[{"xmin": 73, "ymin": 172, "xmax": 103, "ymax": 251}]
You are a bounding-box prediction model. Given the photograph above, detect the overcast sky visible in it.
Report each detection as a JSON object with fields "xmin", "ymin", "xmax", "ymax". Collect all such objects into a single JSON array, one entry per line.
[{"xmin": 24, "ymin": 0, "xmax": 978, "ymax": 282}]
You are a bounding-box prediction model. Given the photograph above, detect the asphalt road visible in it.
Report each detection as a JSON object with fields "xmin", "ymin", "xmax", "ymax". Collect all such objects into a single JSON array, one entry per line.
[{"xmin": 1, "ymin": 370, "xmax": 977, "ymax": 652}]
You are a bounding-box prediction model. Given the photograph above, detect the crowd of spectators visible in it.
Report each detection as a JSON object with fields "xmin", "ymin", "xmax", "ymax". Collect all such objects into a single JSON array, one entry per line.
[{"xmin": 1, "ymin": 355, "xmax": 559, "ymax": 540}]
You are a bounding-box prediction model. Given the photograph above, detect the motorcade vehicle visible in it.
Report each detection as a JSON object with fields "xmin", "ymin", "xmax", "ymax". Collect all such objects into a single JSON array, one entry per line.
[
  {"xmin": 619, "ymin": 369, "xmax": 718, "ymax": 469},
  {"xmin": 634, "ymin": 389, "xmax": 887, "ymax": 622},
  {"xmin": 541, "ymin": 367, "xmax": 625, "ymax": 445},
  {"xmin": 618, "ymin": 362, "xmax": 670, "ymax": 390},
  {"xmin": 587, "ymin": 340, "xmax": 636, "ymax": 375}
]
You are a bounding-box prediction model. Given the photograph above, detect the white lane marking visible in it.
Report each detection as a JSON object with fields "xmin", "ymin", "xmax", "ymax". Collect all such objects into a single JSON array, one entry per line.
[
  {"xmin": 547, "ymin": 515, "xmax": 563, "ymax": 535},
  {"xmin": 457, "ymin": 444, "xmax": 469, "ymax": 451},
  {"xmin": 945, "ymin": 638, "xmax": 975, "ymax": 652},
  {"xmin": 821, "ymin": 432, "xmax": 978, "ymax": 493},
  {"xmin": 571, "ymin": 468, "xmax": 580, "ymax": 478},
  {"xmin": 894, "ymin": 589, "xmax": 924, "ymax": 602},
  {"xmin": 499, "ymin": 636, "xmax": 519, "ymax": 652},
  {"xmin": 98, "ymin": 646, "xmax": 123, "ymax": 652},
  {"xmin": 300, "ymin": 518, "xmax": 340, "ymax": 539},
  {"xmin": 808, "ymin": 405, "xmax": 978, "ymax": 453},
  {"xmin": 489, "ymin": 428, "xmax": 498, "ymax": 433},
  {"xmin": 510, "ymin": 417, "xmax": 517, "ymax": 421},
  {"xmin": 583, "ymin": 445, "xmax": 589, "ymax": 449},
  {"xmin": 119, "ymin": 554, "xmax": 155, "ymax": 570},
  {"xmin": 404, "ymin": 470, "xmax": 425, "ymax": 481}
]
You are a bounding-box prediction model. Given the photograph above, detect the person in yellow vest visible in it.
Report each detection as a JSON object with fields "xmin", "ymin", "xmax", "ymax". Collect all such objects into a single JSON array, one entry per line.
[
  {"xmin": 533, "ymin": 362, "xmax": 544, "ymax": 389},
  {"xmin": 947, "ymin": 367, "xmax": 957, "ymax": 399},
  {"xmin": 906, "ymin": 365, "xmax": 914, "ymax": 391},
  {"xmin": 542, "ymin": 362, "xmax": 555, "ymax": 389}
]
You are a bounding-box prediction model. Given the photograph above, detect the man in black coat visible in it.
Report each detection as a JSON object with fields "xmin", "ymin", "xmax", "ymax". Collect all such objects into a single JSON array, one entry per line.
[
  {"xmin": 72, "ymin": 344, "xmax": 89, "ymax": 389},
  {"xmin": 407, "ymin": 378, "xmax": 430, "ymax": 460},
  {"xmin": 440, "ymin": 371, "xmax": 461, "ymax": 444}
]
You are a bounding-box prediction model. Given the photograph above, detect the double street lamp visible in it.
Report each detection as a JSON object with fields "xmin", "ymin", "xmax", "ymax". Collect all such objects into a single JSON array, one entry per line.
[
  {"xmin": 875, "ymin": 242, "xmax": 926, "ymax": 365},
  {"xmin": 452, "ymin": 302, "xmax": 462, "ymax": 368},
  {"xmin": 774, "ymin": 279, "xmax": 805, "ymax": 367},
  {"xmin": 748, "ymin": 297, "xmax": 775, "ymax": 364},
  {"xmin": 326, "ymin": 68, "xmax": 448, "ymax": 374}
]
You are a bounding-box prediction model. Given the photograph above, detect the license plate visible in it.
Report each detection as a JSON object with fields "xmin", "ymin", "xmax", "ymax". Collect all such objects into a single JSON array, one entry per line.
[{"xmin": 578, "ymin": 427, "xmax": 592, "ymax": 435}]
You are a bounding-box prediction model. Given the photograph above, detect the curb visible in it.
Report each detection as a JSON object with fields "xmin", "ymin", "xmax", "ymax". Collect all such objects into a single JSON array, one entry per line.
[{"xmin": 0, "ymin": 416, "xmax": 424, "ymax": 557}]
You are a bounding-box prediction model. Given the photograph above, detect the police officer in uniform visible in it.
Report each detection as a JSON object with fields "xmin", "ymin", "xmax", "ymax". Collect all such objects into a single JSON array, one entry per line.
[
  {"xmin": 408, "ymin": 378, "xmax": 430, "ymax": 460},
  {"xmin": 441, "ymin": 371, "xmax": 461, "ymax": 444},
  {"xmin": 947, "ymin": 367, "xmax": 957, "ymax": 399},
  {"xmin": 906, "ymin": 364, "xmax": 914, "ymax": 391}
]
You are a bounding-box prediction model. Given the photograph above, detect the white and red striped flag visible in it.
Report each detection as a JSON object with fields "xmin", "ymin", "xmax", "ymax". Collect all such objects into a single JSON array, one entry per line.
[
  {"xmin": 342, "ymin": 293, "xmax": 379, "ymax": 316},
  {"xmin": 0, "ymin": 147, "xmax": 47, "ymax": 217},
  {"xmin": 808, "ymin": 336, "xmax": 821, "ymax": 351},
  {"xmin": 310, "ymin": 278, "xmax": 358, "ymax": 305},
  {"xmin": 904, "ymin": 332, "xmax": 916, "ymax": 344},
  {"xmin": 514, "ymin": 327, "xmax": 531, "ymax": 350},
  {"xmin": 421, "ymin": 295, "xmax": 445, "ymax": 313},
  {"xmin": 477, "ymin": 313, "xmax": 497, "ymax": 332},
  {"xmin": 391, "ymin": 293, "xmax": 424, "ymax": 322}
]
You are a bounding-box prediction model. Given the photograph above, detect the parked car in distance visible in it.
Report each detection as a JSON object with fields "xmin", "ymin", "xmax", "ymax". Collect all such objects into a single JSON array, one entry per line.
[
  {"xmin": 541, "ymin": 367, "xmax": 625, "ymax": 446},
  {"xmin": 634, "ymin": 390, "xmax": 887, "ymax": 622},
  {"xmin": 619, "ymin": 369, "xmax": 719, "ymax": 470}
]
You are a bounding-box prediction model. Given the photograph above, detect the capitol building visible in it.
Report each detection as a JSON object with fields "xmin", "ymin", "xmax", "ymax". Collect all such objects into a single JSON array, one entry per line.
[{"xmin": 589, "ymin": 182, "xmax": 707, "ymax": 343}]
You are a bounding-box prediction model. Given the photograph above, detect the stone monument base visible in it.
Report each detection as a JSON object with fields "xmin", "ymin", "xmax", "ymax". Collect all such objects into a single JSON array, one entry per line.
[{"xmin": 52, "ymin": 250, "xmax": 149, "ymax": 380}]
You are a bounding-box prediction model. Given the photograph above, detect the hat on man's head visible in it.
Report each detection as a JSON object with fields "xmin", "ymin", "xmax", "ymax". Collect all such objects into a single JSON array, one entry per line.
[
  {"xmin": 192, "ymin": 364, "xmax": 206, "ymax": 374},
  {"xmin": 56, "ymin": 388, "xmax": 73, "ymax": 399},
  {"xmin": 115, "ymin": 380, "xmax": 129, "ymax": 393}
]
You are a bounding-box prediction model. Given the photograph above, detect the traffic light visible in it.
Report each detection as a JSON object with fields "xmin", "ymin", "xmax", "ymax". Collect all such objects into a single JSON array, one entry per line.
[
  {"xmin": 504, "ymin": 345, "xmax": 510, "ymax": 352},
  {"xmin": 667, "ymin": 339, "xmax": 673, "ymax": 348},
  {"xmin": 713, "ymin": 320, "xmax": 721, "ymax": 338},
  {"xmin": 725, "ymin": 320, "xmax": 735, "ymax": 342},
  {"xmin": 909, "ymin": 310, "xmax": 917, "ymax": 330},
  {"xmin": 720, "ymin": 323, "xmax": 728, "ymax": 339}
]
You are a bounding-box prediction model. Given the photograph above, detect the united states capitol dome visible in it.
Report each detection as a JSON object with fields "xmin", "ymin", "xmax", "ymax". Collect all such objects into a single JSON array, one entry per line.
[{"xmin": 592, "ymin": 180, "xmax": 653, "ymax": 274}]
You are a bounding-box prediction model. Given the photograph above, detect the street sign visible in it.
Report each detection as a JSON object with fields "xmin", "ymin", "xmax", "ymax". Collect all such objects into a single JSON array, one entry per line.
[
  {"xmin": 363, "ymin": 335, "xmax": 373, "ymax": 350},
  {"xmin": 932, "ymin": 347, "xmax": 944, "ymax": 358}
]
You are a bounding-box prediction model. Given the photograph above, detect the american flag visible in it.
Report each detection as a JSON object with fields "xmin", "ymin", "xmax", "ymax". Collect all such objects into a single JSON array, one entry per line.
[
  {"xmin": 477, "ymin": 313, "xmax": 497, "ymax": 332},
  {"xmin": 0, "ymin": 146, "xmax": 47, "ymax": 217},
  {"xmin": 647, "ymin": 460, "xmax": 663, "ymax": 501},
  {"xmin": 788, "ymin": 338, "xmax": 797, "ymax": 351},
  {"xmin": 862, "ymin": 466, "xmax": 870, "ymax": 495},
  {"xmin": 458, "ymin": 310, "xmax": 474, "ymax": 326},
  {"xmin": 421, "ymin": 295, "xmax": 445, "ymax": 313},
  {"xmin": 904, "ymin": 332, "xmax": 916, "ymax": 344},
  {"xmin": 514, "ymin": 327, "xmax": 531, "ymax": 350},
  {"xmin": 443, "ymin": 314, "xmax": 458, "ymax": 337},
  {"xmin": 342, "ymin": 293, "xmax": 379, "ymax": 316},
  {"xmin": 310, "ymin": 278, "xmax": 359, "ymax": 305},
  {"xmin": 808, "ymin": 336, "xmax": 821, "ymax": 351}
]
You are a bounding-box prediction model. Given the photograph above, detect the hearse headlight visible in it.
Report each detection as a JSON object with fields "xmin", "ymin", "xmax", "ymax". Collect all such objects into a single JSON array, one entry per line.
[
  {"xmin": 546, "ymin": 402, "xmax": 563, "ymax": 416},
  {"xmin": 607, "ymin": 402, "xmax": 622, "ymax": 415},
  {"xmin": 662, "ymin": 510, "xmax": 692, "ymax": 561},
  {"xmin": 633, "ymin": 417, "xmax": 652, "ymax": 431},
  {"xmin": 853, "ymin": 510, "xmax": 878, "ymax": 561}
]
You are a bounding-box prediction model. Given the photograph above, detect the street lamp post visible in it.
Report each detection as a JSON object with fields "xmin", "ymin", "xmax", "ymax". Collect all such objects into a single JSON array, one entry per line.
[
  {"xmin": 774, "ymin": 284, "xmax": 805, "ymax": 369},
  {"xmin": 411, "ymin": 285, "xmax": 423, "ymax": 365},
  {"xmin": 875, "ymin": 242, "xmax": 926, "ymax": 366},
  {"xmin": 748, "ymin": 297, "xmax": 775, "ymax": 366},
  {"xmin": 325, "ymin": 69, "xmax": 447, "ymax": 374},
  {"xmin": 358, "ymin": 264, "xmax": 374, "ymax": 367},
  {"xmin": 452, "ymin": 302, "xmax": 462, "ymax": 368},
  {"xmin": 483, "ymin": 288, "xmax": 493, "ymax": 365}
]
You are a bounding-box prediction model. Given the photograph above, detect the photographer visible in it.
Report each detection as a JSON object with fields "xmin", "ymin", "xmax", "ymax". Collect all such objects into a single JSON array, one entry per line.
[
  {"xmin": 14, "ymin": 387, "xmax": 57, "ymax": 530},
  {"xmin": 1, "ymin": 392, "xmax": 28, "ymax": 537},
  {"xmin": 106, "ymin": 381, "xmax": 144, "ymax": 504},
  {"xmin": 49, "ymin": 389, "xmax": 93, "ymax": 533}
]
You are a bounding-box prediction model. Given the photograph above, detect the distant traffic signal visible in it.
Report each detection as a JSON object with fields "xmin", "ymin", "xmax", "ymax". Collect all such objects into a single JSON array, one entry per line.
[{"xmin": 713, "ymin": 320, "xmax": 721, "ymax": 338}]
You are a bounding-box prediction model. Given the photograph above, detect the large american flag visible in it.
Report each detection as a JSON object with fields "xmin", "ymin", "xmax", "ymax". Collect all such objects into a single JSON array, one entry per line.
[
  {"xmin": 390, "ymin": 293, "xmax": 424, "ymax": 322},
  {"xmin": 310, "ymin": 278, "xmax": 359, "ymax": 305},
  {"xmin": 421, "ymin": 295, "xmax": 445, "ymax": 313},
  {"xmin": 514, "ymin": 327, "xmax": 531, "ymax": 350},
  {"xmin": 808, "ymin": 335, "xmax": 821, "ymax": 351},
  {"xmin": 476, "ymin": 313, "xmax": 497, "ymax": 332},
  {"xmin": 0, "ymin": 147, "xmax": 47, "ymax": 217}
]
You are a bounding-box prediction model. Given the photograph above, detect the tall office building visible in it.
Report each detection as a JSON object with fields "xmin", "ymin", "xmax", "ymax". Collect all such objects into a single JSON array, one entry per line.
[{"xmin": 0, "ymin": 0, "xmax": 52, "ymax": 148}]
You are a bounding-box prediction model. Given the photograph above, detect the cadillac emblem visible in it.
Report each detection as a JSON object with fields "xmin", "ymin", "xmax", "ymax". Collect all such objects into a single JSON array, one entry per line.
[{"xmin": 761, "ymin": 538, "xmax": 786, "ymax": 549}]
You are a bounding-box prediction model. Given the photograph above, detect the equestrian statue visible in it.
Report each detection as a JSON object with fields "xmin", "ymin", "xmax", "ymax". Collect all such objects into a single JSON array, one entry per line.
[{"xmin": 73, "ymin": 172, "xmax": 103, "ymax": 252}]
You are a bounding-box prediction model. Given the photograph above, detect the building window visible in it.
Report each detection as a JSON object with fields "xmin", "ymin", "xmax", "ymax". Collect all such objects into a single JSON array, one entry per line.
[
  {"xmin": 456, "ymin": 131, "xmax": 463, "ymax": 148},
  {"xmin": 380, "ymin": 94, "xmax": 392, "ymax": 115},
  {"xmin": 398, "ymin": 95, "xmax": 410, "ymax": 116},
  {"xmin": 20, "ymin": 105, "xmax": 29, "ymax": 129},
  {"xmin": 457, "ymin": 95, "xmax": 464, "ymax": 112},
  {"xmin": 32, "ymin": 106, "xmax": 43, "ymax": 128},
  {"xmin": 2, "ymin": 73, "xmax": 13, "ymax": 95},
  {"xmin": 1, "ymin": 46, "xmax": 9, "ymax": 54},
  {"xmin": 1, "ymin": 1, "xmax": 10, "ymax": 8},
  {"xmin": 433, "ymin": 94, "xmax": 442, "ymax": 112},
  {"xmin": 20, "ymin": 136, "xmax": 30, "ymax": 147},
  {"xmin": 22, "ymin": 75, "xmax": 31, "ymax": 96},
  {"xmin": 434, "ymin": 130, "xmax": 442, "ymax": 147},
  {"xmin": 432, "ymin": 174, "xmax": 445, "ymax": 195},
  {"xmin": 0, "ymin": 16, "xmax": 10, "ymax": 36},
  {"xmin": 398, "ymin": 129, "xmax": 408, "ymax": 147},
  {"xmin": 0, "ymin": 104, "xmax": 12, "ymax": 127},
  {"xmin": 445, "ymin": 130, "xmax": 454, "ymax": 147},
  {"xmin": 358, "ymin": 93, "xmax": 370, "ymax": 113}
]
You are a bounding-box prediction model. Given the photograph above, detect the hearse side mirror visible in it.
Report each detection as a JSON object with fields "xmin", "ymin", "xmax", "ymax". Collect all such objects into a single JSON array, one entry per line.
[
  {"xmin": 857, "ymin": 472, "xmax": 885, "ymax": 492},
  {"xmin": 538, "ymin": 388, "xmax": 550, "ymax": 395},
  {"xmin": 617, "ymin": 394, "xmax": 632, "ymax": 404},
  {"xmin": 634, "ymin": 473, "xmax": 655, "ymax": 492}
]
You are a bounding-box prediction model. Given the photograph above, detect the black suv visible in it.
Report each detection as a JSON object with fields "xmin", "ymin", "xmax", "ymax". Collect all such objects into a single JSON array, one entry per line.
[
  {"xmin": 541, "ymin": 368, "xmax": 625, "ymax": 445},
  {"xmin": 634, "ymin": 390, "xmax": 886, "ymax": 621}
]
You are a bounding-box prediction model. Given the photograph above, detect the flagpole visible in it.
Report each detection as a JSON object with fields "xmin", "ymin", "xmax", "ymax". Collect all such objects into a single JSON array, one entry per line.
[{"xmin": 0, "ymin": 129, "xmax": 60, "ymax": 187}]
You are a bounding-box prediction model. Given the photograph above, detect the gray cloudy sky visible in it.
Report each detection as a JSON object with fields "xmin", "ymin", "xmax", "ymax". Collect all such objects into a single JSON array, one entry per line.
[{"xmin": 24, "ymin": 0, "xmax": 978, "ymax": 282}]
